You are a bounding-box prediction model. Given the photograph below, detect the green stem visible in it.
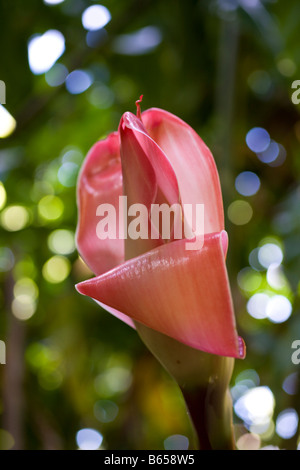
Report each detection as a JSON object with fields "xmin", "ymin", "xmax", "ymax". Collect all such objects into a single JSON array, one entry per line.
[
  {"xmin": 135, "ymin": 322, "xmax": 236, "ymax": 450},
  {"xmin": 181, "ymin": 379, "xmax": 235, "ymax": 450}
]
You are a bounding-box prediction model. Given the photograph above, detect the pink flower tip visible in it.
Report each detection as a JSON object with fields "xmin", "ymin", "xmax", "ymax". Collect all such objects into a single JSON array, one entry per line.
[
  {"xmin": 135, "ymin": 95, "xmax": 143, "ymax": 120},
  {"xmin": 238, "ymin": 337, "xmax": 246, "ymax": 359},
  {"xmin": 75, "ymin": 282, "xmax": 88, "ymax": 296}
]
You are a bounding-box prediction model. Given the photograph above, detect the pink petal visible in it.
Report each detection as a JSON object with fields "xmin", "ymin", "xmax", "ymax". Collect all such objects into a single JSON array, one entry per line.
[
  {"xmin": 76, "ymin": 231, "xmax": 245, "ymax": 359},
  {"xmin": 120, "ymin": 112, "xmax": 180, "ymax": 207},
  {"xmin": 221, "ymin": 230, "xmax": 229, "ymax": 258},
  {"xmin": 142, "ymin": 108, "xmax": 224, "ymax": 234},
  {"xmin": 119, "ymin": 112, "xmax": 182, "ymax": 258},
  {"xmin": 95, "ymin": 301, "xmax": 136, "ymax": 329},
  {"xmin": 75, "ymin": 132, "xmax": 124, "ymax": 275}
]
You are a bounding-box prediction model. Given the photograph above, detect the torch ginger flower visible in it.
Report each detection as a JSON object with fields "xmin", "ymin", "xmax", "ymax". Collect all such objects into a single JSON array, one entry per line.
[{"xmin": 75, "ymin": 99, "xmax": 245, "ymax": 360}]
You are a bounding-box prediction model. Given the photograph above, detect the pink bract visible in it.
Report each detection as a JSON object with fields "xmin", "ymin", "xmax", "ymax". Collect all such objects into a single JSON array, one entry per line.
[{"xmin": 75, "ymin": 104, "xmax": 245, "ymax": 359}]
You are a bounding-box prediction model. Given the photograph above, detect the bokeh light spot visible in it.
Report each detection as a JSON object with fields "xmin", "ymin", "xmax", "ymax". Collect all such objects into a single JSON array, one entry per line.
[
  {"xmin": 28, "ymin": 30, "xmax": 65, "ymax": 74},
  {"xmin": 0, "ymin": 247, "xmax": 14, "ymax": 272},
  {"xmin": 82, "ymin": 5, "xmax": 111, "ymax": 31},
  {"xmin": 0, "ymin": 105, "xmax": 17, "ymax": 138},
  {"xmin": 235, "ymin": 171, "xmax": 260, "ymax": 197},
  {"xmin": 231, "ymin": 370, "xmax": 260, "ymax": 402},
  {"xmin": 38, "ymin": 195, "xmax": 64, "ymax": 222},
  {"xmin": 275, "ymin": 409, "xmax": 298, "ymax": 439},
  {"xmin": 277, "ymin": 58, "xmax": 296, "ymax": 77},
  {"xmin": 237, "ymin": 267, "xmax": 262, "ymax": 294},
  {"xmin": 282, "ymin": 373, "xmax": 298, "ymax": 396},
  {"xmin": 39, "ymin": 370, "xmax": 63, "ymax": 390},
  {"xmin": 268, "ymin": 144, "xmax": 286, "ymax": 167},
  {"xmin": 14, "ymin": 256, "xmax": 37, "ymax": 280},
  {"xmin": 248, "ymin": 247, "xmax": 264, "ymax": 271},
  {"xmin": 42, "ymin": 255, "xmax": 71, "ymax": 283},
  {"xmin": 0, "ymin": 429, "xmax": 15, "ymax": 450},
  {"xmin": 236, "ymin": 369, "xmax": 260, "ymax": 386},
  {"xmin": 234, "ymin": 386, "xmax": 275, "ymax": 427},
  {"xmin": 44, "ymin": 0, "xmax": 65, "ymax": 4},
  {"xmin": 65, "ymin": 70, "xmax": 93, "ymax": 94},
  {"xmin": 86, "ymin": 29, "xmax": 108, "ymax": 48},
  {"xmin": 1, "ymin": 205, "xmax": 30, "ymax": 231},
  {"xmin": 266, "ymin": 295, "xmax": 292, "ymax": 323},
  {"xmin": 246, "ymin": 127, "xmax": 270, "ymax": 153},
  {"xmin": 14, "ymin": 277, "xmax": 39, "ymax": 301},
  {"xmin": 88, "ymin": 84, "xmax": 114, "ymax": 109},
  {"xmin": 247, "ymin": 293, "xmax": 269, "ymax": 319},
  {"xmin": 227, "ymin": 200, "xmax": 253, "ymax": 225},
  {"xmin": 94, "ymin": 400, "xmax": 119, "ymax": 423},
  {"xmin": 76, "ymin": 428, "xmax": 103, "ymax": 450},
  {"xmin": 236, "ymin": 433, "xmax": 260, "ymax": 450},
  {"xmin": 12, "ymin": 297, "xmax": 37, "ymax": 321},
  {"xmin": 251, "ymin": 419, "xmax": 275, "ymax": 439},
  {"xmin": 164, "ymin": 435, "xmax": 189, "ymax": 450},
  {"xmin": 266, "ymin": 263, "xmax": 287, "ymax": 290},
  {"xmin": 57, "ymin": 162, "xmax": 79, "ymax": 187},
  {"xmin": 61, "ymin": 146, "xmax": 84, "ymax": 164},
  {"xmin": 258, "ymin": 243, "xmax": 283, "ymax": 269},
  {"xmin": 45, "ymin": 63, "xmax": 68, "ymax": 87},
  {"xmin": 94, "ymin": 367, "xmax": 132, "ymax": 397},
  {"xmin": 248, "ymin": 70, "xmax": 272, "ymax": 96},
  {"xmin": 0, "ymin": 182, "xmax": 7, "ymax": 209},
  {"xmin": 48, "ymin": 229, "xmax": 75, "ymax": 255},
  {"xmin": 12, "ymin": 277, "xmax": 38, "ymax": 321},
  {"xmin": 257, "ymin": 140, "xmax": 279, "ymax": 163},
  {"xmin": 261, "ymin": 445, "xmax": 280, "ymax": 450},
  {"xmin": 113, "ymin": 26, "xmax": 162, "ymax": 55}
]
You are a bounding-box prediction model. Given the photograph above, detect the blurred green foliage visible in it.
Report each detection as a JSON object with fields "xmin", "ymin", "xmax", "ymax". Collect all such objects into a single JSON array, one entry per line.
[{"xmin": 0, "ymin": 0, "xmax": 300, "ymax": 450}]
